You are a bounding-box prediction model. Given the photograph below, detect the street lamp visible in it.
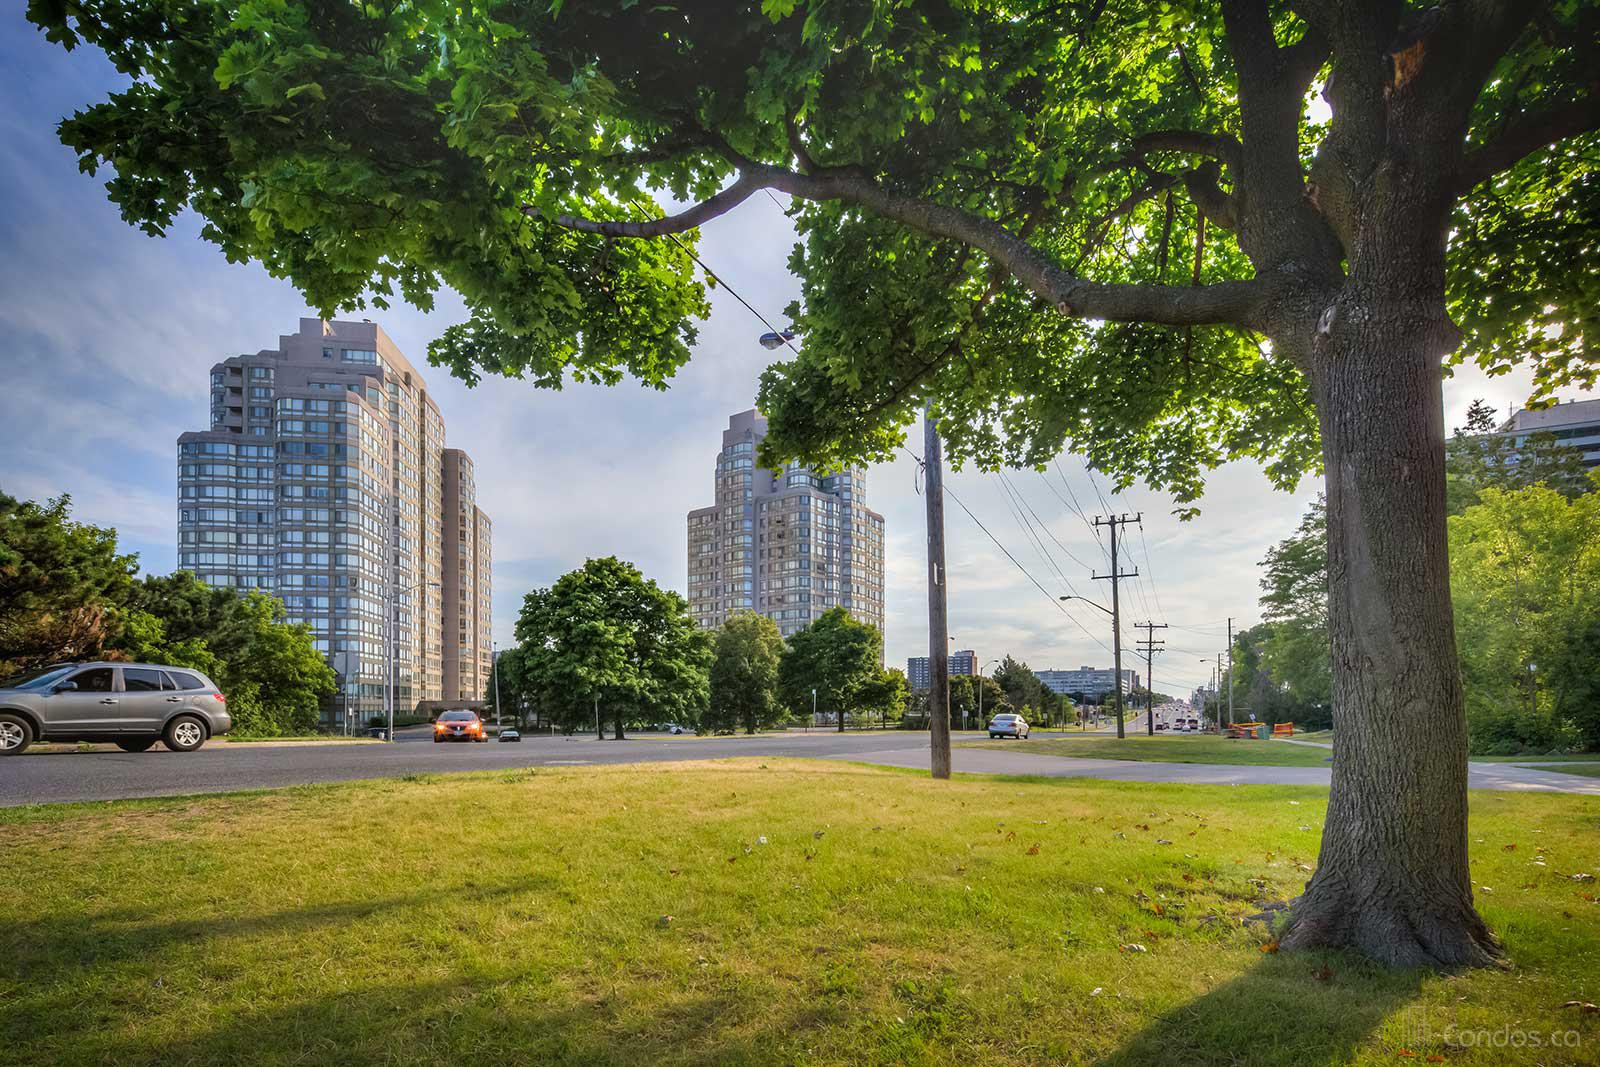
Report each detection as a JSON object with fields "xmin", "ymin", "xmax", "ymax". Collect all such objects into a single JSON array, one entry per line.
[
  {"xmin": 387, "ymin": 578, "xmax": 441, "ymax": 743},
  {"xmin": 976, "ymin": 657, "xmax": 1000, "ymax": 733},
  {"xmin": 1058, "ymin": 594, "xmax": 1113, "ymax": 616}
]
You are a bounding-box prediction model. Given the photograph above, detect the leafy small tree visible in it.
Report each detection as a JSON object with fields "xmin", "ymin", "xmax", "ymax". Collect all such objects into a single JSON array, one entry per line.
[
  {"xmin": 777, "ymin": 607, "xmax": 884, "ymax": 731},
  {"xmin": 949, "ymin": 673, "xmax": 1006, "ymax": 730},
  {"xmin": 0, "ymin": 490, "xmax": 137, "ymax": 675},
  {"xmin": 707, "ymin": 612, "xmax": 786, "ymax": 735},
  {"xmin": 1449, "ymin": 480, "xmax": 1600, "ymax": 753},
  {"xmin": 514, "ymin": 558, "xmax": 711, "ymax": 739},
  {"xmin": 991, "ymin": 656, "xmax": 1054, "ymax": 719},
  {"xmin": 857, "ymin": 666, "xmax": 911, "ymax": 728}
]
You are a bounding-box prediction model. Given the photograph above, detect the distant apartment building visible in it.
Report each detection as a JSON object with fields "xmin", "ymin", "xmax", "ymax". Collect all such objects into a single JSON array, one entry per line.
[
  {"xmin": 1037, "ymin": 666, "xmax": 1140, "ymax": 700},
  {"xmin": 177, "ymin": 318, "xmax": 491, "ymax": 727},
  {"xmin": 1499, "ymin": 398, "xmax": 1600, "ymax": 469},
  {"xmin": 442, "ymin": 449, "xmax": 494, "ymax": 702},
  {"xmin": 907, "ymin": 650, "xmax": 978, "ymax": 692},
  {"xmin": 687, "ymin": 409, "xmax": 885, "ymax": 641}
]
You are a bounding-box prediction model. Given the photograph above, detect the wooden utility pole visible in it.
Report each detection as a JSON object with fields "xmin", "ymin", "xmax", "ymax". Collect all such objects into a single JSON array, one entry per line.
[
  {"xmin": 1134, "ymin": 621, "xmax": 1167, "ymax": 735},
  {"xmin": 1092, "ymin": 513, "xmax": 1140, "ymax": 740},
  {"xmin": 924, "ymin": 405, "xmax": 951, "ymax": 779},
  {"xmin": 1226, "ymin": 616, "xmax": 1235, "ymax": 728}
]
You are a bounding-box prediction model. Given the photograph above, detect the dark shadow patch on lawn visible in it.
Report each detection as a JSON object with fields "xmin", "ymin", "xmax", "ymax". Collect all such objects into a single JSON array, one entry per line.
[
  {"xmin": 22, "ymin": 974, "xmax": 852, "ymax": 1067},
  {"xmin": 0, "ymin": 879, "xmax": 537, "ymax": 1050},
  {"xmin": 1095, "ymin": 951, "xmax": 1425, "ymax": 1067}
]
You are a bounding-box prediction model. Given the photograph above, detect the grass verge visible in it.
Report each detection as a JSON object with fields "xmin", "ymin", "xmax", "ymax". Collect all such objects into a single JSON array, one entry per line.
[
  {"xmin": 1529, "ymin": 763, "xmax": 1600, "ymax": 779},
  {"xmin": 1, "ymin": 760, "xmax": 1596, "ymax": 1066},
  {"xmin": 965, "ymin": 734, "xmax": 1336, "ymax": 767}
]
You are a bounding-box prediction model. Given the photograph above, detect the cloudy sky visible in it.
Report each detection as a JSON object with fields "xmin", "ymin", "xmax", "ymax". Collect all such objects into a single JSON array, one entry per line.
[{"xmin": 1, "ymin": 18, "xmax": 1584, "ymax": 700}]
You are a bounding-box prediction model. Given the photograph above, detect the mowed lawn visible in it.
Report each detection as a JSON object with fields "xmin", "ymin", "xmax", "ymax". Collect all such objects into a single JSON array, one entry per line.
[
  {"xmin": 968, "ymin": 734, "xmax": 1336, "ymax": 767},
  {"xmin": 1, "ymin": 762, "xmax": 1596, "ymax": 1066}
]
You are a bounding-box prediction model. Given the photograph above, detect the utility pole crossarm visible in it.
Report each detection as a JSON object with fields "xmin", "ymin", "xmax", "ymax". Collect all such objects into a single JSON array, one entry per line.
[{"xmin": 1134, "ymin": 619, "xmax": 1167, "ymax": 736}]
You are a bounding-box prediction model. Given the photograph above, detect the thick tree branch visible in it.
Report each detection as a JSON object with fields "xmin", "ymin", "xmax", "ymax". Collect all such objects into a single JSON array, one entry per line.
[
  {"xmin": 785, "ymin": 112, "xmax": 816, "ymax": 174},
  {"xmin": 538, "ymin": 161, "xmax": 1277, "ymax": 328},
  {"xmin": 536, "ymin": 172, "xmax": 761, "ymax": 237},
  {"xmin": 1458, "ymin": 89, "xmax": 1600, "ymax": 190},
  {"xmin": 1183, "ymin": 162, "xmax": 1239, "ymax": 231},
  {"xmin": 1130, "ymin": 130, "xmax": 1244, "ymax": 170}
]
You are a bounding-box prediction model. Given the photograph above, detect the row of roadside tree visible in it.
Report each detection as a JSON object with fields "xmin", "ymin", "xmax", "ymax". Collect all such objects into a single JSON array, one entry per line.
[
  {"xmin": 492, "ymin": 556, "xmax": 909, "ymax": 735},
  {"xmin": 1, "ymin": 489, "xmax": 335, "ymax": 735}
]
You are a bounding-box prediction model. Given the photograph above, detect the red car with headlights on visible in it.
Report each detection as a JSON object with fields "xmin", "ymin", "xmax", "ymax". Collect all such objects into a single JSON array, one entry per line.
[{"xmin": 433, "ymin": 709, "xmax": 487, "ymax": 743}]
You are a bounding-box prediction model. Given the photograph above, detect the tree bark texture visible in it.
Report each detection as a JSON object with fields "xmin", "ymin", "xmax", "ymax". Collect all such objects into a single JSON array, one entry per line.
[{"xmin": 1281, "ymin": 135, "xmax": 1501, "ymax": 968}]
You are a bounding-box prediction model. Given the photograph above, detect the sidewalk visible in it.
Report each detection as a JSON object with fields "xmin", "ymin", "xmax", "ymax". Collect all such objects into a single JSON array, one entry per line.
[{"xmin": 838, "ymin": 744, "xmax": 1600, "ymax": 794}]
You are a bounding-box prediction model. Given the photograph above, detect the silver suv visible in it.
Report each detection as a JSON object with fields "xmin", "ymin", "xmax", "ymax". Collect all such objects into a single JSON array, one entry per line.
[{"xmin": 0, "ymin": 662, "xmax": 232, "ymax": 755}]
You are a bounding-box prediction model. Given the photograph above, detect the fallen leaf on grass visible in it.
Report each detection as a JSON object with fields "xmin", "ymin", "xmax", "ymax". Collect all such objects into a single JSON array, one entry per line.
[
  {"xmin": 1119, "ymin": 943, "xmax": 1148, "ymax": 953},
  {"xmin": 657, "ymin": 915, "xmax": 673, "ymax": 927},
  {"xmin": 1312, "ymin": 964, "xmax": 1334, "ymax": 982},
  {"xmin": 1503, "ymin": 843, "xmax": 1517, "ymax": 852},
  {"xmin": 1259, "ymin": 940, "xmax": 1279, "ymax": 954},
  {"xmin": 1026, "ymin": 843, "xmax": 1040, "ymax": 856}
]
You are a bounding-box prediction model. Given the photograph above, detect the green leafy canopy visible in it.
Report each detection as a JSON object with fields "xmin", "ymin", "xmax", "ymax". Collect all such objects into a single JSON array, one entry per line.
[{"xmin": 27, "ymin": 0, "xmax": 1598, "ymax": 506}]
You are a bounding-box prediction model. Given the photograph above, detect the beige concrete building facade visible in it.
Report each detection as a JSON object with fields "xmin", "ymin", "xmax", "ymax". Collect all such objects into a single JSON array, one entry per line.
[
  {"xmin": 442, "ymin": 448, "xmax": 494, "ymax": 702},
  {"xmin": 177, "ymin": 318, "xmax": 491, "ymax": 726},
  {"xmin": 688, "ymin": 409, "xmax": 885, "ymax": 642}
]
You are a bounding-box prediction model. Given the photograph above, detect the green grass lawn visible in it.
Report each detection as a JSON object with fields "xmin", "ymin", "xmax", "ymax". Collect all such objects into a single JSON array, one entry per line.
[
  {"xmin": 2, "ymin": 761, "xmax": 1596, "ymax": 1066},
  {"xmin": 967, "ymin": 734, "xmax": 1337, "ymax": 767},
  {"xmin": 1532, "ymin": 763, "xmax": 1600, "ymax": 779}
]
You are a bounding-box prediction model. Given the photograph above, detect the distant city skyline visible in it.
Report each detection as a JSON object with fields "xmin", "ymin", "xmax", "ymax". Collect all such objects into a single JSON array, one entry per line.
[{"xmin": 0, "ymin": 19, "xmax": 1590, "ymax": 699}]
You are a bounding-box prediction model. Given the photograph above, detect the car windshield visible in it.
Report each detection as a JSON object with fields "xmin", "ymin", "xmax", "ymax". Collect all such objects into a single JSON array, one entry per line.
[
  {"xmin": 0, "ymin": 664, "xmax": 77, "ymax": 690},
  {"xmin": 439, "ymin": 711, "xmax": 478, "ymax": 722}
]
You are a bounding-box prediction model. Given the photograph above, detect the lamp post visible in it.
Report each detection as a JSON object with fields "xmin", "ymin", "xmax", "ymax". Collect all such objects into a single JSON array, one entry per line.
[
  {"xmin": 976, "ymin": 657, "xmax": 1000, "ymax": 733},
  {"xmin": 491, "ymin": 639, "xmax": 502, "ymax": 727},
  {"xmin": 387, "ymin": 577, "xmax": 440, "ymax": 743}
]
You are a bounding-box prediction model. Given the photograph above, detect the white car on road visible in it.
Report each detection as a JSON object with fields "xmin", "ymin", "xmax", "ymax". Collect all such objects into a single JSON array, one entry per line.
[{"xmin": 987, "ymin": 713, "xmax": 1030, "ymax": 740}]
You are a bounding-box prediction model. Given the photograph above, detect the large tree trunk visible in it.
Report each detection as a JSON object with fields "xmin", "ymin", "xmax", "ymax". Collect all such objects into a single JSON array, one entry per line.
[{"xmin": 1281, "ymin": 164, "xmax": 1501, "ymax": 967}]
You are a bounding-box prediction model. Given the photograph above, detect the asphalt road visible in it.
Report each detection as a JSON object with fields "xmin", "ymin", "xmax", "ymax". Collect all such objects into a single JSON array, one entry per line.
[
  {"xmin": 0, "ymin": 729, "xmax": 946, "ymax": 807},
  {"xmin": 4, "ymin": 729, "xmax": 1596, "ymax": 807}
]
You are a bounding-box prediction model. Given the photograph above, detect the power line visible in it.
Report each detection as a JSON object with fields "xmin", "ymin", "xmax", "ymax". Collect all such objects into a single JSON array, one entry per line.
[
  {"xmin": 906, "ymin": 447, "xmax": 1112, "ymax": 655},
  {"xmin": 626, "ymin": 196, "xmax": 799, "ymax": 357},
  {"xmin": 1000, "ymin": 471, "xmax": 1096, "ymax": 577}
]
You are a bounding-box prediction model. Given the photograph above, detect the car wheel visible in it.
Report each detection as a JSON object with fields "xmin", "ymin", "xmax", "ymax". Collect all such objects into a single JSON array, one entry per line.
[
  {"xmin": 115, "ymin": 738, "xmax": 157, "ymax": 753},
  {"xmin": 162, "ymin": 715, "xmax": 207, "ymax": 753},
  {"xmin": 0, "ymin": 713, "xmax": 33, "ymax": 756}
]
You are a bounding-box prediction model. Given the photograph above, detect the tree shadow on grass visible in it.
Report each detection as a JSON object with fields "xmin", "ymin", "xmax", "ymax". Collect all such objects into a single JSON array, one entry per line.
[
  {"xmin": 1095, "ymin": 950, "xmax": 1427, "ymax": 1067},
  {"xmin": 0, "ymin": 879, "xmax": 536, "ymax": 1052},
  {"xmin": 9, "ymin": 971, "xmax": 852, "ymax": 1067}
]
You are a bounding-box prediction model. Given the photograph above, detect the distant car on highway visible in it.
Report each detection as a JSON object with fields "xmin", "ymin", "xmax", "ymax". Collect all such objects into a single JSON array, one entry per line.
[
  {"xmin": 433, "ymin": 709, "xmax": 488, "ymax": 743},
  {"xmin": 497, "ymin": 727, "xmax": 521, "ymax": 743},
  {"xmin": 0, "ymin": 661, "xmax": 230, "ymax": 756},
  {"xmin": 987, "ymin": 712, "xmax": 1030, "ymax": 740}
]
